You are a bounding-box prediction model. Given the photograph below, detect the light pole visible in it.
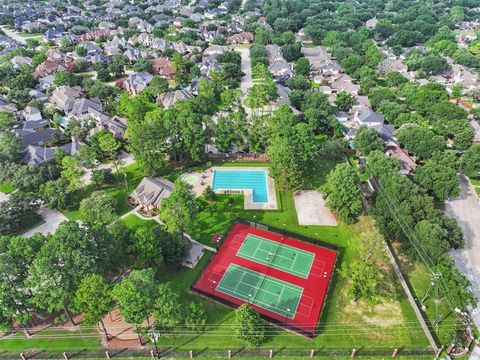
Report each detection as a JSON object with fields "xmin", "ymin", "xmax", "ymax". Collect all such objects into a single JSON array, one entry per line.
[
  {"xmin": 285, "ymin": 308, "xmax": 291, "ymax": 326},
  {"xmin": 216, "ymin": 238, "xmax": 220, "ymax": 251},
  {"xmin": 315, "ymin": 232, "xmax": 318, "ymax": 247},
  {"xmin": 212, "ymin": 280, "xmax": 217, "ymax": 297},
  {"xmin": 283, "ymin": 223, "xmax": 286, "ymax": 236},
  {"xmin": 253, "ymin": 215, "xmax": 257, "ymax": 228},
  {"xmin": 123, "ymin": 172, "xmax": 128, "ymax": 189}
]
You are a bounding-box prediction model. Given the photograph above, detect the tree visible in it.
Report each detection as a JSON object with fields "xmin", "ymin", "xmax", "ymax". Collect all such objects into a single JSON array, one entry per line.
[
  {"xmin": 39, "ymin": 178, "xmax": 73, "ymax": 209},
  {"xmin": 234, "ymin": 304, "xmax": 266, "ymax": 347},
  {"xmin": 413, "ymin": 220, "xmax": 449, "ymax": 264},
  {"xmin": 320, "ymin": 163, "xmax": 362, "ymax": 224},
  {"xmin": 414, "ymin": 160, "xmax": 459, "ymax": 200},
  {"xmin": 184, "ymin": 302, "xmax": 207, "ymax": 331},
  {"xmin": 79, "ymin": 191, "xmax": 117, "ymax": 226},
  {"xmin": 354, "ymin": 126, "xmax": 385, "ymax": 155},
  {"xmin": 152, "ymin": 284, "xmax": 183, "ymax": 334},
  {"xmin": 268, "ymin": 121, "xmax": 317, "ymax": 191},
  {"xmin": 294, "ymin": 58, "xmax": 310, "ymax": 76},
  {"xmin": 27, "ymin": 221, "xmax": 101, "ymax": 325},
  {"xmin": 130, "ymin": 227, "xmax": 163, "ymax": 271},
  {"xmin": 0, "ymin": 131, "xmax": 22, "ymax": 163},
  {"xmin": 342, "ymin": 259, "xmax": 382, "ymax": 303},
  {"xmin": 110, "ymin": 54, "xmax": 125, "ymax": 78},
  {"xmin": 335, "ymin": 91, "xmax": 356, "ymax": 112},
  {"xmin": 396, "ymin": 125, "xmax": 445, "ymax": 159},
  {"xmin": 460, "ymin": 144, "xmax": 480, "ymax": 178},
  {"xmin": 78, "ymin": 145, "xmax": 97, "ymax": 169},
  {"xmin": 0, "ymin": 111, "xmax": 16, "ymax": 130},
  {"xmin": 61, "ymin": 156, "xmax": 84, "ymax": 191},
  {"xmin": 159, "ymin": 180, "xmax": 198, "ymax": 236},
  {"xmin": 451, "ymin": 84, "xmax": 463, "ymax": 103},
  {"xmin": 94, "ymin": 130, "xmax": 121, "ymax": 160},
  {"xmin": 112, "ymin": 269, "xmax": 157, "ymax": 344},
  {"xmin": 92, "ymin": 168, "xmax": 114, "ymax": 188},
  {"xmin": 159, "ymin": 230, "xmax": 187, "ymax": 267},
  {"xmin": 133, "ymin": 58, "xmax": 153, "ymax": 73},
  {"xmin": 72, "ymin": 274, "xmax": 114, "ymax": 339},
  {"xmin": 0, "ymin": 193, "xmax": 41, "ymax": 236}
]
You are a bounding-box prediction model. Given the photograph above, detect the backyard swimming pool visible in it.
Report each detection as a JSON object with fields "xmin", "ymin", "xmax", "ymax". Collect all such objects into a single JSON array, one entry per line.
[{"xmin": 212, "ymin": 170, "xmax": 268, "ymax": 203}]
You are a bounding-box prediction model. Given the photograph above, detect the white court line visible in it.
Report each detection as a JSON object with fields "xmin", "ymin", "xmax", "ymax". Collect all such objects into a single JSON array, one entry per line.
[
  {"xmin": 296, "ymin": 294, "xmax": 314, "ymax": 317},
  {"xmin": 239, "ymin": 235, "xmax": 315, "ymax": 278}
]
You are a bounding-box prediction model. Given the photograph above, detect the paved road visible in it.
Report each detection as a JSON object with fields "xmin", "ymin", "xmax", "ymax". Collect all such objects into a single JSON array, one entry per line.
[
  {"xmin": 238, "ymin": 47, "xmax": 252, "ymax": 98},
  {"xmin": 446, "ymin": 175, "xmax": 480, "ymax": 328},
  {"xmin": 23, "ymin": 207, "xmax": 67, "ymax": 238},
  {"xmin": 0, "ymin": 25, "xmax": 41, "ymax": 45}
]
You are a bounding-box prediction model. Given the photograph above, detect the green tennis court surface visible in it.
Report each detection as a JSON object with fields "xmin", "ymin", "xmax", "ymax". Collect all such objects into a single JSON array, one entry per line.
[
  {"xmin": 236, "ymin": 234, "xmax": 315, "ymax": 278},
  {"xmin": 216, "ymin": 263, "xmax": 303, "ymax": 318}
]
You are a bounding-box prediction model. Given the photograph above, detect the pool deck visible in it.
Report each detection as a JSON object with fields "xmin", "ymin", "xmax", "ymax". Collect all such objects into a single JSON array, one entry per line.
[{"xmin": 180, "ymin": 167, "xmax": 277, "ymax": 210}]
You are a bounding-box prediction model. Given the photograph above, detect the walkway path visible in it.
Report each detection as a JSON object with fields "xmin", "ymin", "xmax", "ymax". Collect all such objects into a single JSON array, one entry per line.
[{"xmin": 446, "ymin": 175, "xmax": 480, "ymax": 329}]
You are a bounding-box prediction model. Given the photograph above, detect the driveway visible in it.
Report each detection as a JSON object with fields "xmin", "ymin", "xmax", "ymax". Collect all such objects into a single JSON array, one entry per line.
[
  {"xmin": 82, "ymin": 151, "xmax": 135, "ymax": 185},
  {"xmin": 446, "ymin": 175, "xmax": 480, "ymax": 328},
  {"xmin": 23, "ymin": 207, "xmax": 67, "ymax": 238}
]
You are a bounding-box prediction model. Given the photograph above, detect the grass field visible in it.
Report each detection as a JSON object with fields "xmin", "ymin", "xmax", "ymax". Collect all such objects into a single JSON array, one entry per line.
[{"xmin": 0, "ymin": 180, "xmax": 14, "ymax": 193}]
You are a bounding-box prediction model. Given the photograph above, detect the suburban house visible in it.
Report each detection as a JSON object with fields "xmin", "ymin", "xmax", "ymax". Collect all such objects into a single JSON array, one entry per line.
[
  {"xmin": 156, "ymin": 90, "xmax": 194, "ymax": 109},
  {"xmin": 49, "ymin": 86, "xmax": 84, "ymax": 112},
  {"xmin": 10, "ymin": 55, "xmax": 32, "ymax": 69},
  {"xmin": 354, "ymin": 109, "xmax": 385, "ymax": 127},
  {"xmin": 227, "ymin": 32, "xmax": 254, "ymax": 44},
  {"xmin": 22, "ymin": 141, "xmax": 81, "ymax": 165},
  {"xmin": 129, "ymin": 177, "xmax": 174, "ymax": 212},
  {"xmin": 121, "ymin": 72, "xmax": 153, "ymax": 95},
  {"xmin": 150, "ymin": 58, "xmax": 175, "ymax": 77}
]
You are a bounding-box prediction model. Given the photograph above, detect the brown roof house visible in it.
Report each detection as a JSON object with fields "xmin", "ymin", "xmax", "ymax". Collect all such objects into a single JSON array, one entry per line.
[
  {"xmin": 129, "ymin": 177, "xmax": 174, "ymax": 213},
  {"xmin": 227, "ymin": 32, "xmax": 254, "ymax": 44},
  {"xmin": 156, "ymin": 90, "xmax": 194, "ymax": 109},
  {"xmin": 150, "ymin": 58, "xmax": 175, "ymax": 77}
]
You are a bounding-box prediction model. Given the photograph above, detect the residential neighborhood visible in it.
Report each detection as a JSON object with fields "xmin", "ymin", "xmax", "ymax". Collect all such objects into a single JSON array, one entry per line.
[{"xmin": 0, "ymin": 0, "xmax": 480, "ymax": 359}]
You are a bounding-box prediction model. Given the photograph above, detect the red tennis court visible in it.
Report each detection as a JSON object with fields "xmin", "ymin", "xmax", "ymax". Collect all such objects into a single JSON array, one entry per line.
[{"xmin": 192, "ymin": 221, "xmax": 337, "ymax": 337}]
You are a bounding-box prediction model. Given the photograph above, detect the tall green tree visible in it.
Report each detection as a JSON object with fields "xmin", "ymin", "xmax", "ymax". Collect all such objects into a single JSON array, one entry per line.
[
  {"xmin": 79, "ymin": 191, "xmax": 118, "ymax": 227},
  {"xmin": 72, "ymin": 274, "xmax": 114, "ymax": 338},
  {"xmin": 320, "ymin": 163, "xmax": 362, "ymax": 224},
  {"xmin": 234, "ymin": 304, "xmax": 266, "ymax": 347},
  {"xmin": 27, "ymin": 221, "xmax": 102, "ymax": 325},
  {"xmin": 354, "ymin": 126, "xmax": 385, "ymax": 155},
  {"xmin": 159, "ymin": 180, "xmax": 198, "ymax": 236},
  {"xmin": 113, "ymin": 269, "xmax": 157, "ymax": 345}
]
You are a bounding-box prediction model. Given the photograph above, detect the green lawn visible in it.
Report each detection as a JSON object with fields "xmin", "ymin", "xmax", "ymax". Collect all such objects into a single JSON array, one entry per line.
[
  {"xmin": 0, "ymin": 327, "xmax": 101, "ymax": 353},
  {"xmin": 0, "ymin": 180, "xmax": 14, "ymax": 193}
]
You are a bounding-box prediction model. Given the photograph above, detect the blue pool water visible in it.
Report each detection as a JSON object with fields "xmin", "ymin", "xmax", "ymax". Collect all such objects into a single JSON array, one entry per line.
[{"xmin": 212, "ymin": 170, "xmax": 268, "ymax": 203}]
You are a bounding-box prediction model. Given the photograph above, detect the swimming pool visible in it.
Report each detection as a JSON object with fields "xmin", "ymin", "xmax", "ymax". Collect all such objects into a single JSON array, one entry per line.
[{"xmin": 212, "ymin": 170, "xmax": 268, "ymax": 203}]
